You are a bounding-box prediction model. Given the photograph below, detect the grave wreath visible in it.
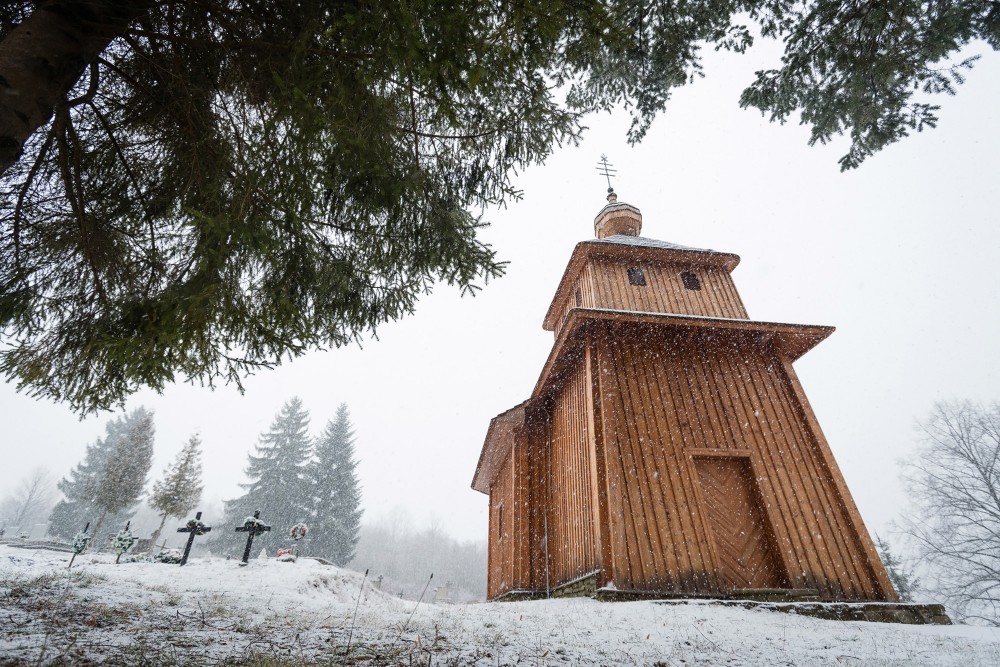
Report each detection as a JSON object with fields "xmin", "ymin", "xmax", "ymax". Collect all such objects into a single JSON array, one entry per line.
[
  {"xmin": 72, "ymin": 531, "xmax": 91, "ymax": 554},
  {"xmin": 290, "ymin": 523, "xmax": 308, "ymax": 541},
  {"xmin": 112, "ymin": 523, "xmax": 135, "ymax": 563},
  {"xmin": 68, "ymin": 522, "xmax": 91, "ymax": 568}
]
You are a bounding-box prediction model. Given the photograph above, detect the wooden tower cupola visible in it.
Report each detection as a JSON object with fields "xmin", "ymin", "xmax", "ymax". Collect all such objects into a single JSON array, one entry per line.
[
  {"xmin": 594, "ymin": 192, "xmax": 642, "ymax": 238},
  {"xmin": 473, "ymin": 194, "xmax": 898, "ymax": 606},
  {"xmin": 543, "ymin": 196, "xmax": 746, "ymax": 336}
]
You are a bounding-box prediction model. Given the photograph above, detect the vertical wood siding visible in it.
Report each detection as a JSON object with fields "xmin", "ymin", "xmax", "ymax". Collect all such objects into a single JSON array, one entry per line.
[
  {"xmin": 546, "ymin": 360, "xmax": 599, "ymax": 587},
  {"xmin": 593, "ymin": 320, "xmax": 892, "ymax": 601},
  {"xmin": 526, "ymin": 415, "xmax": 551, "ymax": 593},
  {"xmin": 487, "ymin": 448, "xmax": 514, "ymax": 599},
  {"xmin": 583, "ymin": 258, "xmax": 748, "ymax": 320}
]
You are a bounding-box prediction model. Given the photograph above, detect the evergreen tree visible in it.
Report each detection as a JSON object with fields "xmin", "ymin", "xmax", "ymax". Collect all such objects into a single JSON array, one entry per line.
[
  {"xmin": 5, "ymin": 2, "xmax": 995, "ymax": 414},
  {"xmin": 47, "ymin": 408, "xmax": 154, "ymax": 542},
  {"xmin": 224, "ymin": 398, "xmax": 313, "ymax": 552},
  {"xmin": 48, "ymin": 437, "xmax": 106, "ymax": 539},
  {"xmin": 89, "ymin": 408, "xmax": 156, "ymax": 542},
  {"xmin": 875, "ymin": 534, "xmax": 921, "ymax": 603},
  {"xmin": 148, "ymin": 434, "xmax": 204, "ymax": 546},
  {"xmin": 310, "ymin": 404, "xmax": 363, "ymax": 565}
]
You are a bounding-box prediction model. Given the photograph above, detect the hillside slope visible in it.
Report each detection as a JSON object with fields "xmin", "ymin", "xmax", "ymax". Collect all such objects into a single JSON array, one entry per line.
[{"xmin": 1, "ymin": 545, "xmax": 998, "ymax": 666}]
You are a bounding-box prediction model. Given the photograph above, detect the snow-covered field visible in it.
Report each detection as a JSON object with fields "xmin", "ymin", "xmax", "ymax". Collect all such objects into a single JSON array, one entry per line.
[{"xmin": 2, "ymin": 545, "xmax": 998, "ymax": 666}]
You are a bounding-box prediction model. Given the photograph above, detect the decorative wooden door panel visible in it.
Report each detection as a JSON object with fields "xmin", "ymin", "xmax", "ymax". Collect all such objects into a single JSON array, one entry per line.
[{"xmin": 694, "ymin": 456, "xmax": 786, "ymax": 590}]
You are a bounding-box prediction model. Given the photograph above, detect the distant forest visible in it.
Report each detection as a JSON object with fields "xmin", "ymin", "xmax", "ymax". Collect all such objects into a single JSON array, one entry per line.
[{"xmin": 349, "ymin": 511, "xmax": 487, "ymax": 602}]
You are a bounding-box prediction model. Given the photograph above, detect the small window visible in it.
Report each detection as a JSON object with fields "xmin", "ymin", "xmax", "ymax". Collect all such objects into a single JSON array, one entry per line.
[
  {"xmin": 497, "ymin": 504, "xmax": 504, "ymax": 541},
  {"xmin": 575, "ymin": 287, "xmax": 582, "ymax": 306},
  {"xmin": 627, "ymin": 267, "xmax": 646, "ymax": 286},
  {"xmin": 681, "ymin": 271, "xmax": 701, "ymax": 291}
]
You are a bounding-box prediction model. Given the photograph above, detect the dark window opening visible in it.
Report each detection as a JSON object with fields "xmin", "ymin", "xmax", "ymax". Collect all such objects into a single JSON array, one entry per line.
[
  {"xmin": 575, "ymin": 287, "xmax": 582, "ymax": 306},
  {"xmin": 497, "ymin": 504, "xmax": 504, "ymax": 541},
  {"xmin": 681, "ymin": 271, "xmax": 701, "ymax": 291},
  {"xmin": 627, "ymin": 267, "xmax": 646, "ymax": 286}
]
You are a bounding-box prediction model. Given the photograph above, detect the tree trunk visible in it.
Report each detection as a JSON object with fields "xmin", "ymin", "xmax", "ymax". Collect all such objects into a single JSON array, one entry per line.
[
  {"xmin": 89, "ymin": 508, "xmax": 108, "ymax": 552},
  {"xmin": 149, "ymin": 512, "xmax": 169, "ymax": 548},
  {"xmin": 0, "ymin": 1, "xmax": 154, "ymax": 175}
]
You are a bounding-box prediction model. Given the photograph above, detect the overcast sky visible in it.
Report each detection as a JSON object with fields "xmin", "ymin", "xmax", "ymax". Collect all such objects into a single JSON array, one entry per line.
[{"xmin": 3, "ymin": 38, "xmax": 998, "ymax": 544}]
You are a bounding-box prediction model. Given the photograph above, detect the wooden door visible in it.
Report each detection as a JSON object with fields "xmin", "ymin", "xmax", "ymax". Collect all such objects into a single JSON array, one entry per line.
[{"xmin": 694, "ymin": 456, "xmax": 786, "ymax": 590}]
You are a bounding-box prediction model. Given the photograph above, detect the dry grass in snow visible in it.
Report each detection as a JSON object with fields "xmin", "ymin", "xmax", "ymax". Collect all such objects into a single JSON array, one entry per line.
[{"xmin": 2, "ymin": 545, "xmax": 999, "ymax": 666}]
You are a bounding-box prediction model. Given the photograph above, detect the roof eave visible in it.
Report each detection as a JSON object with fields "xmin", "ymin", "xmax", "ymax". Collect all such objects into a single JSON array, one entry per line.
[
  {"xmin": 470, "ymin": 402, "xmax": 528, "ymax": 494},
  {"xmin": 532, "ymin": 308, "xmax": 835, "ymax": 400}
]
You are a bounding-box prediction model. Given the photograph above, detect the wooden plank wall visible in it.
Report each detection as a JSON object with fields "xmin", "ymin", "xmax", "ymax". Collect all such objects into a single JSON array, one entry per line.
[
  {"xmin": 526, "ymin": 413, "xmax": 551, "ymax": 592},
  {"xmin": 488, "ymin": 411, "xmax": 565, "ymax": 599},
  {"xmin": 486, "ymin": 447, "xmax": 514, "ymax": 599},
  {"xmin": 594, "ymin": 320, "xmax": 892, "ymax": 601},
  {"xmin": 583, "ymin": 258, "xmax": 748, "ymax": 320},
  {"xmin": 546, "ymin": 359, "xmax": 599, "ymax": 587}
]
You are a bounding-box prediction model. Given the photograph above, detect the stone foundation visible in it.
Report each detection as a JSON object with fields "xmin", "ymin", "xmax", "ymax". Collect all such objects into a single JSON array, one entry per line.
[
  {"xmin": 493, "ymin": 576, "xmax": 951, "ymax": 625},
  {"xmin": 652, "ymin": 599, "xmax": 951, "ymax": 625}
]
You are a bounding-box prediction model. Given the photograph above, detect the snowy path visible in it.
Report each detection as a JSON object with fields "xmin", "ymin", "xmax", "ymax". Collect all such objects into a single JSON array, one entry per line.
[{"xmin": 2, "ymin": 545, "xmax": 998, "ymax": 666}]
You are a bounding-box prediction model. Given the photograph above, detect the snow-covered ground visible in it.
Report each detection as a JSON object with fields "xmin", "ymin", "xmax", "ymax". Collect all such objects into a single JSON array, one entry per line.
[{"xmin": 2, "ymin": 544, "xmax": 998, "ymax": 666}]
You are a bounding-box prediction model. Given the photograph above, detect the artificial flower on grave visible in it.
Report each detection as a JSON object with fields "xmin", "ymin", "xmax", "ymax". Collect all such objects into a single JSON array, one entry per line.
[
  {"xmin": 154, "ymin": 548, "xmax": 183, "ymax": 564},
  {"xmin": 72, "ymin": 531, "xmax": 91, "ymax": 554},
  {"xmin": 185, "ymin": 517, "xmax": 209, "ymax": 535},
  {"xmin": 112, "ymin": 527, "xmax": 135, "ymax": 557},
  {"xmin": 290, "ymin": 523, "xmax": 308, "ymax": 540}
]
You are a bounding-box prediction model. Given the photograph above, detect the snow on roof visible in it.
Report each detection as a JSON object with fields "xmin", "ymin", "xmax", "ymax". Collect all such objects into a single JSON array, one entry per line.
[{"xmin": 590, "ymin": 234, "xmax": 722, "ymax": 255}]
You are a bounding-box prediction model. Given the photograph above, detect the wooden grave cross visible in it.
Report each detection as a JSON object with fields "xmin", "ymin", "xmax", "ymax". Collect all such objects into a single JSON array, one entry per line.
[
  {"xmin": 235, "ymin": 510, "xmax": 271, "ymax": 564},
  {"xmin": 176, "ymin": 511, "xmax": 212, "ymax": 566}
]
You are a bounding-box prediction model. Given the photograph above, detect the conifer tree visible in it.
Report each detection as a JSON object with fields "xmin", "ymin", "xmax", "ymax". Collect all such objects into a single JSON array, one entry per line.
[
  {"xmin": 48, "ymin": 408, "xmax": 154, "ymax": 542},
  {"xmin": 48, "ymin": 436, "xmax": 115, "ymax": 540},
  {"xmin": 875, "ymin": 534, "xmax": 921, "ymax": 603},
  {"xmin": 224, "ymin": 398, "xmax": 313, "ymax": 551},
  {"xmin": 148, "ymin": 434, "xmax": 204, "ymax": 546},
  {"xmin": 89, "ymin": 408, "xmax": 156, "ymax": 542},
  {"xmin": 6, "ymin": 2, "xmax": 995, "ymax": 415},
  {"xmin": 310, "ymin": 404, "xmax": 363, "ymax": 565}
]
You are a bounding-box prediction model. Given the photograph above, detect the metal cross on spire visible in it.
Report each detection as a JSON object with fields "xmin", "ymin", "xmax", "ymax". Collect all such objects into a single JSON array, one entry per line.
[{"xmin": 596, "ymin": 155, "xmax": 617, "ymax": 195}]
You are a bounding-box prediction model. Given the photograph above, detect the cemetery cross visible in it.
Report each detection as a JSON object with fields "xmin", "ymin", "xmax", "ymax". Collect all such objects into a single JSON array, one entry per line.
[
  {"xmin": 110, "ymin": 520, "xmax": 135, "ymax": 564},
  {"xmin": 68, "ymin": 521, "xmax": 91, "ymax": 568},
  {"xmin": 235, "ymin": 510, "xmax": 271, "ymax": 564},
  {"xmin": 176, "ymin": 511, "xmax": 212, "ymax": 566}
]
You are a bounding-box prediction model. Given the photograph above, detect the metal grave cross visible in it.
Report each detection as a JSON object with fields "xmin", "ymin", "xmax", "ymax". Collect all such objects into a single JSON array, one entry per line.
[
  {"xmin": 235, "ymin": 510, "xmax": 271, "ymax": 564},
  {"xmin": 176, "ymin": 511, "xmax": 212, "ymax": 566}
]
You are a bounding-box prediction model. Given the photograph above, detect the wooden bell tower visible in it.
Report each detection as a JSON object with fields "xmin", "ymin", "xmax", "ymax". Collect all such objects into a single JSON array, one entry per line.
[{"xmin": 472, "ymin": 192, "xmax": 897, "ymax": 603}]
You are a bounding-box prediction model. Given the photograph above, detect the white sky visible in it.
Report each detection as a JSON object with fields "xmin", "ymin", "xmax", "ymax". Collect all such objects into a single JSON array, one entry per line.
[{"xmin": 2, "ymin": 39, "xmax": 998, "ymax": 544}]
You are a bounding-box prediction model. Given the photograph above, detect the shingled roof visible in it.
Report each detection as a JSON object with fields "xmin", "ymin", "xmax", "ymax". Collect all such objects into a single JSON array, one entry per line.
[{"xmin": 591, "ymin": 234, "xmax": 721, "ymax": 255}]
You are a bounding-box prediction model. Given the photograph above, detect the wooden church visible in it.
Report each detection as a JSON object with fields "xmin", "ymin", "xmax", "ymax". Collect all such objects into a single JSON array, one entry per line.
[{"xmin": 471, "ymin": 192, "xmax": 898, "ymax": 603}]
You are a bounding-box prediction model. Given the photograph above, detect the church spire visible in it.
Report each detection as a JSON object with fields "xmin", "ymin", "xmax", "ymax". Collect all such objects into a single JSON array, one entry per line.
[{"xmin": 593, "ymin": 155, "xmax": 641, "ymax": 238}]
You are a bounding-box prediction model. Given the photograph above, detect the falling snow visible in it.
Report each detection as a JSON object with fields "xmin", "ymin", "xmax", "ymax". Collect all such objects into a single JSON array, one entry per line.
[{"xmin": 2, "ymin": 545, "xmax": 998, "ymax": 665}]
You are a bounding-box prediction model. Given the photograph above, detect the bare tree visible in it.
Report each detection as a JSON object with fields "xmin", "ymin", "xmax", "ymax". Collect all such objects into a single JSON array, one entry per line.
[
  {"xmin": 1, "ymin": 468, "xmax": 56, "ymax": 530},
  {"xmin": 900, "ymin": 401, "xmax": 1000, "ymax": 625}
]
